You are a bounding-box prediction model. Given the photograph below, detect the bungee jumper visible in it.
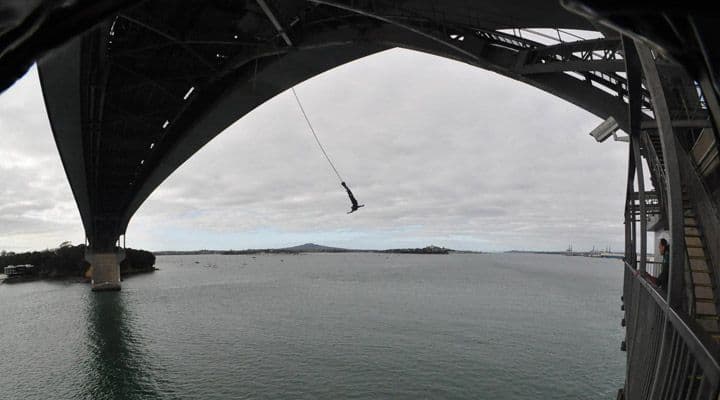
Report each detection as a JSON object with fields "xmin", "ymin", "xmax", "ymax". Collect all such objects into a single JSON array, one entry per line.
[
  {"xmin": 291, "ymin": 87, "xmax": 365, "ymax": 214},
  {"xmin": 341, "ymin": 182, "xmax": 364, "ymax": 214}
]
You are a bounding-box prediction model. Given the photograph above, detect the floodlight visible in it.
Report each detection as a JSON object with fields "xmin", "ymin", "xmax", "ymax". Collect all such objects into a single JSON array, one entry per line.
[{"xmin": 589, "ymin": 116, "xmax": 619, "ymax": 143}]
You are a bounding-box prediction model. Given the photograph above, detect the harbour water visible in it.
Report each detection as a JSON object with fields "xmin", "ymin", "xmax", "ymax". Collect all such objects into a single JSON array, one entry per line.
[{"xmin": 0, "ymin": 253, "xmax": 624, "ymax": 399}]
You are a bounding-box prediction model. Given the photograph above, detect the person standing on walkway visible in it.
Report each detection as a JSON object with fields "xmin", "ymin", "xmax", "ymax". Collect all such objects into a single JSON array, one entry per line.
[{"xmin": 657, "ymin": 238, "xmax": 670, "ymax": 290}]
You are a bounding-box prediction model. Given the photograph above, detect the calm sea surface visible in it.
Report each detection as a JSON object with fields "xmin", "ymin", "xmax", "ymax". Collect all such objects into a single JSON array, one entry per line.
[{"xmin": 0, "ymin": 253, "xmax": 625, "ymax": 399}]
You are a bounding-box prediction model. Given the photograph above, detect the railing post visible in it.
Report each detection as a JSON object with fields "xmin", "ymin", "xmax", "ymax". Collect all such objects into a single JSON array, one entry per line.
[
  {"xmin": 623, "ymin": 36, "xmax": 647, "ymax": 273},
  {"xmin": 632, "ymin": 138, "xmax": 648, "ymax": 273},
  {"xmin": 636, "ymin": 42, "xmax": 686, "ymax": 309},
  {"xmin": 624, "ymin": 138, "xmax": 637, "ymax": 268}
]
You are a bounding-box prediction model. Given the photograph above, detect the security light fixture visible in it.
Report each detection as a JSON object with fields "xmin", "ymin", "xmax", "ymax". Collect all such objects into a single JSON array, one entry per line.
[{"xmin": 589, "ymin": 116, "xmax": 619, "ymax": 143}]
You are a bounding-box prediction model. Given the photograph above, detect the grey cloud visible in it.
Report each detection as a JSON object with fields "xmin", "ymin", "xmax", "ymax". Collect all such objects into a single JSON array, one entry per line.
[{"xmin": 1, "ymin": 49, "xmax": 628, "ymax": 252}]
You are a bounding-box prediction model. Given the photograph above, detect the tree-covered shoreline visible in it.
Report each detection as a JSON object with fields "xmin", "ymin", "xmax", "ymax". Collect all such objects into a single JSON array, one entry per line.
[{"xmin": 0, "ymin": 244, "xmax": 156, "ymax": 280}]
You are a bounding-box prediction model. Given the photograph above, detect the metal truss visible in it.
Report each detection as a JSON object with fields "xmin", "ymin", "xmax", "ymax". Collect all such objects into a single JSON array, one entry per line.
[
  {"xmin": 516, "ymin": 38, "xmax": 624, "ymax": 74},
  {"xmin": 34, "ymin": 0, "xmax": 717, "ymax": 255},
  {"xmin": 37, "ymin": 0, "xmax": 648, "ymax": 249}
]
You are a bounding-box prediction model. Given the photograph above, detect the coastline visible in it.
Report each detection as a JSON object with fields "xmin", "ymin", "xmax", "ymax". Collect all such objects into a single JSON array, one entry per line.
[
  {"xmin": 155, "ymin": 244, "xmax": 463, "ymax": 256},
  {"xmin": 1, "ymin": 245, "xmax": 157, "ymax": 285}
]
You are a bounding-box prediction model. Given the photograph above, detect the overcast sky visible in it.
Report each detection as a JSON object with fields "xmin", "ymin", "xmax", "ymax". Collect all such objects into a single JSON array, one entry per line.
[{"xmin": 0, "ymin": 48, "xmax": 629, "ymax": 252}]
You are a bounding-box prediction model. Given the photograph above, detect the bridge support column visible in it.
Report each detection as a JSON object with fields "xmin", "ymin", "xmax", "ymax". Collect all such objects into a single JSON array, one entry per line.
[{"xmin": 86, "ymin": 249, "xmax": 125, "ymax": 291}]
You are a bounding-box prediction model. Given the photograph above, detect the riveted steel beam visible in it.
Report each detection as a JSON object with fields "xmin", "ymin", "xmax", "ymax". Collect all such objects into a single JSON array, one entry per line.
[
  {"xmin": 308, "ymin": 0, "xmax": 480, "ymax": 62},
  {"xmin": 518, "ymin": 60, "xmax": 625, "ymax": 74},
  {"xmin": 256, "ymin": 0, "xmax": 294, "ymax": 46},
  {"xmin": 636, "ymin": 42, "xmax": 686, "ymax": 309}
]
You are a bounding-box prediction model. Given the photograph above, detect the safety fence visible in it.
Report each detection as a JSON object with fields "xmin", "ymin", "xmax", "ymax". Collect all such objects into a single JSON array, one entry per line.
[{"xmin": 622, "ymin": 262, "xmax": 720, "ymax": 399}]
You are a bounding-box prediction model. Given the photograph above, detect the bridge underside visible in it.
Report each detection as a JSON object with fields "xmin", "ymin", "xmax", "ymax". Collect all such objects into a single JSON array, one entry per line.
[
  {"xmin": 35, "ymin": 0, "xmax": 641, "ymax": 253},
  {"xmin": 4, "ymin": 0, "xmax": 720, "ymax": 397},
  {"xmin": 12, "ymin": 2, "xmax": 717, "ymax": 298}
]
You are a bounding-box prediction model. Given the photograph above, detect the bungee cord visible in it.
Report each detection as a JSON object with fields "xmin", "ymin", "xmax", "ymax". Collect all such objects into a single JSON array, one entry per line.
[{"xmin": 291, "ymin": 87, "xmax": 364, "ymax": 214}]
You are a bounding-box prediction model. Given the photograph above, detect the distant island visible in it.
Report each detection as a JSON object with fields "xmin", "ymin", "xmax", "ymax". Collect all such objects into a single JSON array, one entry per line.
[
  {"xmin": 154, "ymin": 243, "xmax": 467, "ymax": 256},
  {"xmin": 152, "ymin": 244, "xmax": 622, "ymax": 259},
  {"xmin": 0, "ymin": 244, "xmax": 156, "ymax": 282}
]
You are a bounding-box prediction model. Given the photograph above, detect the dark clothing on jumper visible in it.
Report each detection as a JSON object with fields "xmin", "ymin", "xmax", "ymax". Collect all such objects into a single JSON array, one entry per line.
[
  {"xmin": 657, "ymin": 250, "xmax": 669, "ymax": 289},
  {"xmin": 341, "ymin": 182, "xmax": 363, "ymax": 214}
]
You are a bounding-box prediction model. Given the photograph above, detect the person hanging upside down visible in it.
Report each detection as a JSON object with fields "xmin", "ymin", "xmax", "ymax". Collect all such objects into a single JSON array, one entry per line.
[{"xmin": 341, "ymin": 182, "xmax": 364, "ymax": 214}]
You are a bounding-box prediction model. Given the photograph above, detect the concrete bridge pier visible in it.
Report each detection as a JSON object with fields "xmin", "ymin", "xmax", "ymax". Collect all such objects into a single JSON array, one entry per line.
[{"xmin": 86, "ymin": 249, "xmax": 125, "ymax": 291}]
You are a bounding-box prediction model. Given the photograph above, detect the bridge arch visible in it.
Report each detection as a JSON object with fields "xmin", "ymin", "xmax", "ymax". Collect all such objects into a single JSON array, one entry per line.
[
  {"xmin": 39, "ymin": 5, "xmax": 631, "ymax": 251},
  {"xmin": 123, "ymin": 46, "xmax": 627, "ymax": 251}
]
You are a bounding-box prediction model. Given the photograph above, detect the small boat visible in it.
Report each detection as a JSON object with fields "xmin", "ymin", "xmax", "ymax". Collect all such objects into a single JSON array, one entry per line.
[{"xmin": 3, "ymin": 264, "xmax": 37, "ymax": 283}]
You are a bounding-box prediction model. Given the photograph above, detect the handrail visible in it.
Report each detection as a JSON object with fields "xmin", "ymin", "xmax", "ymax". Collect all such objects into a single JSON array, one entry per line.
[{"xmin": 625, "ymin": 261, "xmax": 720, "ymax": 381}]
